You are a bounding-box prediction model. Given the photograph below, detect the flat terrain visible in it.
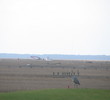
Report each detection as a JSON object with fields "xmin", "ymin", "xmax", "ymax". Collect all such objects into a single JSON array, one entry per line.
[
  {"xmin": 0, "ymin": 89, "xmax": 110, "ymax": 100},
  {"xmin": 0, "ymin": 59, "xmax": 110, "ymax": 92}
]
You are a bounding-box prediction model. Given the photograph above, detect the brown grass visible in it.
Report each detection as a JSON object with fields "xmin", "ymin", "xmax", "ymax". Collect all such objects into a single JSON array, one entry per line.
[{"xmin": 0, "ymin": 59, "xmax": 110, "ymax": 92}]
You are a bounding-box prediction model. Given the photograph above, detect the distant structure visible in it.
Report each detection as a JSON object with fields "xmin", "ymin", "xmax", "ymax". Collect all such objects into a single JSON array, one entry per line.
[
  {"xmin": 71, "ymin": 74, "xmax": 80, "ymax": 88},
  {"xmin": 30, "ymin": 56, "xmax": 52, "ymax": 61},
  {"xmin": 26, "ymin": 64, "xmax": 32, "ymax": 68},
  {"xmin": 44, "ymin": 57, "xmax": 52, "ymax": 61},
  {"xmin": 30, "ymin": 56, "xmax": 42, "ymax": 60}
]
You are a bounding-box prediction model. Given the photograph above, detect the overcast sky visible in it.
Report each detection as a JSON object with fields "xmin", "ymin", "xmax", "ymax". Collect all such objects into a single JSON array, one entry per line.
[{"xmin": 0, "ymin": 0, "xmax": 110, "ymax": 55}]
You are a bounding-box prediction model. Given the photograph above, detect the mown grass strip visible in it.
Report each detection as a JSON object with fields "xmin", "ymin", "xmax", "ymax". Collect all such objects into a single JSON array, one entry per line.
[{"xmin": 0, "ymin": 89, "xmax": 110, "ymax": 100}]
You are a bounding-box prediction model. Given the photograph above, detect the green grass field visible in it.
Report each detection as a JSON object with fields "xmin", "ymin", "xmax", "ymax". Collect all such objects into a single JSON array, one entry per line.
[{"xmin": 0, "ymin": 89, "xmax": 110, "ymax": 100}]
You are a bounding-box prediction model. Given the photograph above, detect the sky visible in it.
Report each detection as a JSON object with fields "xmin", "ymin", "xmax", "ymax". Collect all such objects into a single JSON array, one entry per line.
[{"xmin": 0, "ymin": 0, "xmax": 110, "ymax": 55}]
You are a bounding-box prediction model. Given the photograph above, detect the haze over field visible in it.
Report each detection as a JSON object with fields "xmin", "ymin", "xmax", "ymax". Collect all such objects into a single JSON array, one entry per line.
[
  {"xmin": 1, "ymin": 53, "xmax": 110, "ymax": 60},
  {"xmin": 0, "ymin": 0, "xmax": 110, "ymax": 55}
]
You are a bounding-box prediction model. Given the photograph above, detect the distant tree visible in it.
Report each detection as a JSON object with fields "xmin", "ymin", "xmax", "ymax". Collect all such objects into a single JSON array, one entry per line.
[
  {"xmin": 57, "ymin": 72, "xmax": 59, "ymax": 76},
  {"xmin": 53, "ymin": 72, "xmax": 55, "ymax": 76},
  {"xmin": 77, "ymin": 70, "xmax": 80, "ymax": 76}
]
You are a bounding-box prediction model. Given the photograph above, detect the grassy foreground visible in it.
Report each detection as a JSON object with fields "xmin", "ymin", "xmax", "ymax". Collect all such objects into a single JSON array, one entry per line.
[{"xmin": 0, "ymin": 89, "xmax": 110, "ymax": 100}]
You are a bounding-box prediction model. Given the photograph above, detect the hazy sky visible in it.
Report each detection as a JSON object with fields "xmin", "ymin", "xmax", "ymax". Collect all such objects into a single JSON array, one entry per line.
[{"xmin": 0, "ymin": 0, "xmax": 110, "ymax": 55}]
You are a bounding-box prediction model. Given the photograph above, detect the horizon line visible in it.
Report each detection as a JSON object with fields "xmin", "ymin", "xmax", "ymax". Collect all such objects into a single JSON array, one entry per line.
[{"xmin": 0, "ymin": 53, "xmax": 110, "ymax": 56}]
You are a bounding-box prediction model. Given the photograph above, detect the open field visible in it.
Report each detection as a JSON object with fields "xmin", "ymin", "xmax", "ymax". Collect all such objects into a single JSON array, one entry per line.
[
  {"xmin": 0, "ymin": 59, "xmax": 110, "ymax": 92},
  {"xmin": 0, "ymin": 89, "xmax": 110, "ymax": 100}
]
